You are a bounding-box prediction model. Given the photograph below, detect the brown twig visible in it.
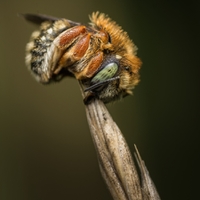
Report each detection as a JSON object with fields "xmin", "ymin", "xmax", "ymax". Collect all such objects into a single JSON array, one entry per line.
[{"xmin": 79, "ymin": 82, "xmax": 161, "ymax": 200}]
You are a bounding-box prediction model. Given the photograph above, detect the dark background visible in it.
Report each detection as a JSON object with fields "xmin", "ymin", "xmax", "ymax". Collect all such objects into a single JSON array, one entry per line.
[{"xmin": 0, "ymin": 0, "xmax": 199, "ymax": 199}]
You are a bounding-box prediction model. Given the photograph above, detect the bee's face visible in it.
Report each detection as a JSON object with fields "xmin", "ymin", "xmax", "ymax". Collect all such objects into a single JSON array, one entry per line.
[{"xmin": 24, "ymin": 12, "xmax": 141, "ymax": 104}]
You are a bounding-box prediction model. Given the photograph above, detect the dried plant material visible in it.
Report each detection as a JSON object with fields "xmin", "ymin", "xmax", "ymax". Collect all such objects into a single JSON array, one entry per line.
[
  {"xmin": 134, "ymin": 146, "xmax": 161, "ymax": 200},
  {"xmin": 84, "ymin": 98, "xmax": 142, "ymax": 199},
  {"xmin": 79, "ymin": 82, "xmax": 160, "ymax": 200}
]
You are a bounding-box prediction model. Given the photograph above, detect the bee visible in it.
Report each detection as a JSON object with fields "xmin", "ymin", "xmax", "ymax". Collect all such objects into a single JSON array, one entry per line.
[{"xmin": 23, "ymin": 12, "xmax": 141, "ymax": 104}]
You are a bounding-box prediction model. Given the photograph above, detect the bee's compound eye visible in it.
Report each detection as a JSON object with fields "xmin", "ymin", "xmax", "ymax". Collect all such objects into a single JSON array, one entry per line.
[{"xmin": 91, "ymin": 62, "xmax": 118, "ymax": 83}]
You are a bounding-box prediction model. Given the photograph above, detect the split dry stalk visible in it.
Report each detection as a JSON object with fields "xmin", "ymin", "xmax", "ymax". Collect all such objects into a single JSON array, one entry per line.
[{"xmin": 79, "ymin": 82, "xmax": 161, "ymax": 200}]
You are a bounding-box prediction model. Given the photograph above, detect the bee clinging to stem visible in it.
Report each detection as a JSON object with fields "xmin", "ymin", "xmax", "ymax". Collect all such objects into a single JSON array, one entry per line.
[{"xmin": 23, "ymin": 12, "xmax": 141, "ymax": 104}]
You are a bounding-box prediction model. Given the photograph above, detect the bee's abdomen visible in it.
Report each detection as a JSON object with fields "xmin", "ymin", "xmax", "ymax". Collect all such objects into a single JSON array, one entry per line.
[{"xmin": 25, "ymin": 19, "xmax": 73, "ymax": 82}]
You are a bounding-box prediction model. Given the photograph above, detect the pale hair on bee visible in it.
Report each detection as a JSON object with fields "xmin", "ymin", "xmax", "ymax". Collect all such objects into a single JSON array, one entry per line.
[{"xmin": 23, "ymin": 12, "xmax": 141, "ymax": 104}]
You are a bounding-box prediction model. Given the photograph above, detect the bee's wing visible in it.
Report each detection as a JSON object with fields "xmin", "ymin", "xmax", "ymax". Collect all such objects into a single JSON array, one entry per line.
[
  {"xmin": 20, "ymin": 13, "xmax": 60, "ymax": 24},
  {"xmin": 20, "ymin": 13, "xmax": 80, "ymax": 26}
]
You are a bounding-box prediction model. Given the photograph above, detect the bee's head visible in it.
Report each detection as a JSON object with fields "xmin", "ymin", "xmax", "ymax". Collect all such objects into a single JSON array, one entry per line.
[{"xmin": 83, "ymin": 54, "xmax": 141, "ymax": 104}]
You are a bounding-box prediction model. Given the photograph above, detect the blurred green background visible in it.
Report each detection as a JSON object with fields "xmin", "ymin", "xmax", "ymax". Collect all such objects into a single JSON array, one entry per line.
[{"xmin": 0, "ymin": 0, "xmax": 199, "ymax": 199}]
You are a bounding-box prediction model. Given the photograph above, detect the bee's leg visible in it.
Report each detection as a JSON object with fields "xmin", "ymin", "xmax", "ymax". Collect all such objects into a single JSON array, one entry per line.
[
  {"xmin": 53, "ymin": 26, "xmax": 91, "ymax": 74},
  {"xmin": 75, "ymin": 51, "xmax": 103, "ymax": 79},
  {"xmin": 57, "ymin": 25, "xmax": 87, "ymax": 47},
  {"xmin": 72, "ymin": 33, "xmax": 91, "ymax": 60}
]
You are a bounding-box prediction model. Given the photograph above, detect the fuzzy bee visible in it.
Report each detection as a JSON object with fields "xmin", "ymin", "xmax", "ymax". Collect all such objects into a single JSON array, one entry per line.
[{"xmin": 23, "ymin": 12, "xmax": 141, "ymax": 104}]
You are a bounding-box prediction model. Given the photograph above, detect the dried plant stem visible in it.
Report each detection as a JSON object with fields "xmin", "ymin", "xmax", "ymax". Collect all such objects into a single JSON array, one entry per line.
[{"xmin": 79, "ymin": 82, "xmax": 161, "ymax": 200}]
